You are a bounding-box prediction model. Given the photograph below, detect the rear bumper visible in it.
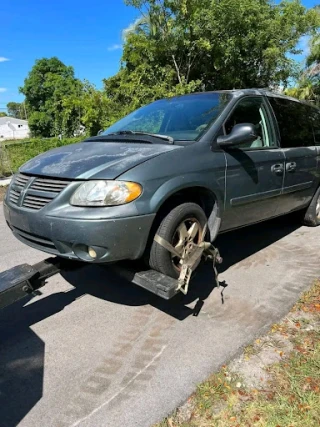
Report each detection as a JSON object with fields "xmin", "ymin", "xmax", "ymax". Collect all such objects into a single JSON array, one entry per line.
[{"xmin": 3, "ymin": 201, "xmax": 155, "ymax": 263}]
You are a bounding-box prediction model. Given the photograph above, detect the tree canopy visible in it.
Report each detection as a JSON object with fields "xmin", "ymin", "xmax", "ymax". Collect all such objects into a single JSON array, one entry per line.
[
  {"xmin": 6, "ymin": 102, "xmax": 26, "ymax": 119},
  {"xmin": 15, "ymin": 1, "xmax": 320, "ymax": 137},
  {"xmin": 124, "ymin": 0, "xmax": 317, "ymax": 87},
  {"xmin": 285, "ymin": 5, "xmax": 320, "ymax": 104},
  {"xmin": 20, "ymin": 57, "xmax": 82, "ymax": 137},
  {"xmin": 102, "ymin": 0, "xmax": 319, "ymax": 121}
]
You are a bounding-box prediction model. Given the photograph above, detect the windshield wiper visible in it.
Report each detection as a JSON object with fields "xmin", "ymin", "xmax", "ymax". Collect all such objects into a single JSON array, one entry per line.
[{"xmin": 107, "ymin": 131, "xmax": 174, "ymax": 144}]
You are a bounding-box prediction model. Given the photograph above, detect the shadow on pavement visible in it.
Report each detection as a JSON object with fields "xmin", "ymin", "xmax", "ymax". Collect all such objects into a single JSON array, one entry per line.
[
  {"xmin": 64, "ymin": 213, "xmax": 301, "ymax": 319},
  {"xmin": 0, "ymin": 214, "xmax": 301, "ymax": 426}
]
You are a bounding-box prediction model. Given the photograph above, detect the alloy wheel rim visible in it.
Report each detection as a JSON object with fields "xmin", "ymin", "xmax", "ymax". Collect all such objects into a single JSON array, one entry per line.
[
  {"xmin": 171, "ymin": 217, "xmax": 202, "ymax": 271},
  {"xmin": 316, "ymin": 195, "xmax": 320, "ymax": 219}
]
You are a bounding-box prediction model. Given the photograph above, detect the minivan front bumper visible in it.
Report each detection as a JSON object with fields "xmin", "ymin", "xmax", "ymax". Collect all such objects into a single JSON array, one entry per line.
[{"xmin": 3, "ymin": 200, "xmax": 155, "ymax": 263}]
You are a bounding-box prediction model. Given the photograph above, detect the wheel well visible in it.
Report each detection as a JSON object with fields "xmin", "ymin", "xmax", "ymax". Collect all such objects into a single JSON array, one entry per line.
[{"xmin": 153, "ymin": 187, "xmax": 220, "ymax": 242}]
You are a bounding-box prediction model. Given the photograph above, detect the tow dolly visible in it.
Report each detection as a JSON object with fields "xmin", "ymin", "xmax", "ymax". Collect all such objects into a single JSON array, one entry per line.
[{"xmin": 0, "ymin": 225, "xmax": 222, "ymax": 310}]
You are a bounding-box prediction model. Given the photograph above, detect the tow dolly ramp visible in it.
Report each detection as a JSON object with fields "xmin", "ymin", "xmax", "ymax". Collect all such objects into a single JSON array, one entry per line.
[{"xmin": 0, "ymin": 231, "xmax": 222, "ymax": 310}]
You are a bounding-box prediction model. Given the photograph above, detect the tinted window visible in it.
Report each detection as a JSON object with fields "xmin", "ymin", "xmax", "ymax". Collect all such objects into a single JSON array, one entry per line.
[
  {"xmin": 102, "ymin": 93, "xmax": 231, "ymax": 141},
  {"xmin": 268, "ymin": 97, "xmax": 314, "ymax": 147},
  {"xmin": 224, "ymin": 97, "xmax": 276, "ymax": 149},
  {"xmin": 310, "ymin": 109, "xmax": 320, "ymax": 145}
]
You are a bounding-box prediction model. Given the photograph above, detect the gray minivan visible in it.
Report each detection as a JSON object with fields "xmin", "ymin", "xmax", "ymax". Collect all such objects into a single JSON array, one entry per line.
[{"xmin": 4, "ymin": 89, "xmax": 320, "ymax": 279}]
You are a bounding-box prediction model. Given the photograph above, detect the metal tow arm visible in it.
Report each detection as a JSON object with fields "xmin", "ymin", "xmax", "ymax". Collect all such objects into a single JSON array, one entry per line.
[{"xmin": 154, "ymin": 224, "xmax": 223, "ymax": 295}]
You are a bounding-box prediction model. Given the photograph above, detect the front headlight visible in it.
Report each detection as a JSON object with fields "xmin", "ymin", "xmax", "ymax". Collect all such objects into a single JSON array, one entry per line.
[{"xmin": 70, "ymin": 180, "xmax": 142, "ymax": 207}]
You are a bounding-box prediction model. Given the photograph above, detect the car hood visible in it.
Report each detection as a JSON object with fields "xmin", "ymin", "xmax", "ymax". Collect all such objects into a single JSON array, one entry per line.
[{"xmin": 19, "ymin": 141, "xmax": 181, "ymax": 179}]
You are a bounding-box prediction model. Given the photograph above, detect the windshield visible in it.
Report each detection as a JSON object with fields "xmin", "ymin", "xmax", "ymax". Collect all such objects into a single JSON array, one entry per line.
[{"xmin": 102, "ymin": 93, "xmax": 231, "ymax": 141}]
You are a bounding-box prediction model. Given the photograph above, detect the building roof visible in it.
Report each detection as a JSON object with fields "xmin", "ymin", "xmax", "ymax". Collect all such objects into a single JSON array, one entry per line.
[{"xmin": 0, "ymin": 117, "xmax": 28, "ymax": 125}]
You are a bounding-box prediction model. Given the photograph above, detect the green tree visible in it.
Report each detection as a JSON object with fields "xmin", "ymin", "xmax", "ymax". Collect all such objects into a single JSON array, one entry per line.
[
  {"xmin": 0, "ymin": 112, "xmax": 6, "ymax": 117},
  {"xmin": 20, "ymin": 57, "xmax": 82, "ymax": 137},
  {"xmin": 26, "ymin": 2, "xmax": 318, "ymax": 138},
  {"xmin": 285, "ymin": 6, "xmax": 320, "ymax": 104},
  {"xmin": 7, "ymin": 102, "xmax": 25, "ymax": 119},
  {"xmin": 307, "ymin": 5, "xmax": 320, "ymax": 73},
  {"xmin": 62, "ymin": 81, "xmax": 112, "ymax": 136},
  {"xmin": 123, "ymin": 0, "xmax": 319, "ymax": 89},
  {"xmin": 100, "ymin": 0, "xmax": 318, "ymax": 124}
]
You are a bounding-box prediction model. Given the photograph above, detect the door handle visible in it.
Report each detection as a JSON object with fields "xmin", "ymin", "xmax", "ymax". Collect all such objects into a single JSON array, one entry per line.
[
  {"xmin": 286, "ymin": 162, "xmax": 297, "ymax": 173},
  {"xmin": 271, "ymin": 164, "xmax": 284, "ymax": 176}
]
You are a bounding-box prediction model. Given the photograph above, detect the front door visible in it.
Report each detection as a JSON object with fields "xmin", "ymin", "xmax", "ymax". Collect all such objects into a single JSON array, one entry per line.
[{"xmin": 220, "ymin": 96, "xmax": 285, "ymax": 231}]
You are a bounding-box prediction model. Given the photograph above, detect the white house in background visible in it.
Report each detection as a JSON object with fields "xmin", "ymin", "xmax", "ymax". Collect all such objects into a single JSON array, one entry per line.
[{"xmin": 0, "ymin": 117, "xmax": 30, "ymax": 140}]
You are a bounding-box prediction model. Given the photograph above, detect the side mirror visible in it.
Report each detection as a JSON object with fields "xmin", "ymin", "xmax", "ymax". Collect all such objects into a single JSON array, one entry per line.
[
  {"xmin": 97, "ymin": 129, "xmax": 104, "ymax": 136},
  {"xmin": 217, "ymin": 123, "xmax": 257, "ymax": 148}
]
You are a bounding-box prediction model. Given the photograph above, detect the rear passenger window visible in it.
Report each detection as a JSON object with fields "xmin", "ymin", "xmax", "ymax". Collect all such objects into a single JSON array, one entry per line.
[
  {"xmin": 268, "ymin": 97, "xmax": 314, "ymax": 147},
  {"xmin": 310, "ymin": 109, "xmax": 320, "ymax": 145}
]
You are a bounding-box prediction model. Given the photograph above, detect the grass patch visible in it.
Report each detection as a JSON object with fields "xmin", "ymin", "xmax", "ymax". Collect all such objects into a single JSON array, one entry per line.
[{"xmin": 157, "ymin": 281, "xmax": 320, "ymax": 427}]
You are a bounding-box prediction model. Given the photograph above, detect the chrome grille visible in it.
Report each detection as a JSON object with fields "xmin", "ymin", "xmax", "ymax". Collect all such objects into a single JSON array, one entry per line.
[
  {"xmin": 9, "ymin": 188, "xmax": 21, "ymax": 205},
  {"xmin": 9, "ymin": 174, "xmax": 29, "ymax": 206},
  {"xmin": 23, "ymin": 195, "xmax": 52, "ymax": 210},
  {"xmin": 30, "ymin": 177, "xmax": 71, "ymax": 193},
  {"xmin": 14, "ymin": 174, "xmax": 30, "ymax": 188},
  {"xmin": 9, "ymin": 173, "xmax": 72, "ymax": 211}
]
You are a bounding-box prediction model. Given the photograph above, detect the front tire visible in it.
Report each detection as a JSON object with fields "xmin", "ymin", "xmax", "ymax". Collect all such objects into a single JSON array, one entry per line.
[
  {"xmin": 302, "ymin": 186, "xmax": 320, "ymax": 227},
  {"xmin": 148, "ymin": 202, "xmax": 207, "ymax": 279}
]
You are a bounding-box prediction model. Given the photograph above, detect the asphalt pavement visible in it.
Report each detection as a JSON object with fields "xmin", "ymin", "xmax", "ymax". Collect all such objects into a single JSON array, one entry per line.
[{"xmin": 0, "ymin": 203, "xmax": 319, "ymax": 427}]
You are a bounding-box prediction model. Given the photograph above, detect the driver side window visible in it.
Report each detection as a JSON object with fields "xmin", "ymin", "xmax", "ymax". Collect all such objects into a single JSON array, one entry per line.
[{"xmin": 224, "ymin": 97, "xmax": 276, "ymax": 149}]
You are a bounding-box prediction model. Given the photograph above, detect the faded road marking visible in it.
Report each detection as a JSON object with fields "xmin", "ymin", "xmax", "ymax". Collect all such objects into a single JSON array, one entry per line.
[{"xmin": 70, "ymin": 345, "xmax": 167, "ymax": 427}]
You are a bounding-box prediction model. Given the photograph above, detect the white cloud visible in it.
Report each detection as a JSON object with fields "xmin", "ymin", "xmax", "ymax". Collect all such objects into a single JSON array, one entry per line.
[
  {"xmin": 298, "ymin": 35, "xmax": 310, "ymax": 58},
  {"xmin": 107, "ymin": 44, "xmax": 122, "ymax": 51},
  {"xmin": 0, "ymin": 57, "xmax": 9, "ymax": 62},
  {"xmin": 122, "ymin": 17, "xmax": 144, "ymax": 40},
  {"xmin": 0, "ymin": 88, "xmax": 7, "ymax": 93}
]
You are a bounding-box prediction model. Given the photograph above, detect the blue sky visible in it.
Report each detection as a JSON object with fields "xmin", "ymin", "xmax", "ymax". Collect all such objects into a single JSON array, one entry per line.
[{"xmin": 0, "ymin": 0, "xmax": 318, "ymax": 111}]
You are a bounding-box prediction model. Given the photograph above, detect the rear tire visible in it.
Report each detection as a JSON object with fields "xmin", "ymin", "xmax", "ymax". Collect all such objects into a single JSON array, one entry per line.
[
  {"xmin": 148, "ymin": 203, "xmax": 207, "ymax": 279},
  {"xmin": 302, "ymin": 186, "xmax": 320, "ymax": 227}
]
